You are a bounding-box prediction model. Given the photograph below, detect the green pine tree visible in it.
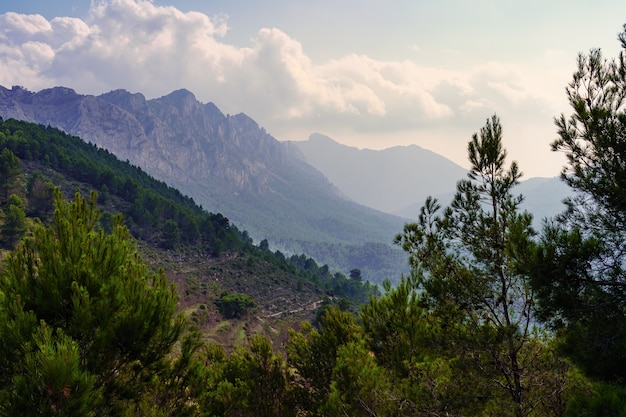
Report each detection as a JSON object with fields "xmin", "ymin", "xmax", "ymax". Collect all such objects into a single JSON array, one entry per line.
[
  {"xmin": 287, "ymin": 306, "xmax": 362, "ymax": 416},
  {"xmin": 0, "ymin": 188, "xmax": 187, "ymax": 416},
  {"xmin": 202, "ymin": 335, "xmax": 293, "ymax": 417},
  {"xmin": 394, "ymin": 115, "xmax": 562, "ymax": 417},
  {"xmin": 530, "ymin": 25, "xmax": 626, "ymax": 384},
  {"xmin": 2, "ymin": 194, "xmax": 27, "ymax": 248}
]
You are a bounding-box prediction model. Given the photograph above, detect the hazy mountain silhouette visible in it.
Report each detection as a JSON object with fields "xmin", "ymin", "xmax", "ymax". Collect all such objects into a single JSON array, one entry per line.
[
  {"xmin": 287, "ymin": 133, "xmax": 467, "ymax": 214},
  {"xmin": 289, "ymin": 133, "xmax": 571, "ymax": 224}
]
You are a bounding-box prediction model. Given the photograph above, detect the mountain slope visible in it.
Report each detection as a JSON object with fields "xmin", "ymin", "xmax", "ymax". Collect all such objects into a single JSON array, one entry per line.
[
  {"xmin": 287, "ymin": 133, "xmax": 468, "ymax": 214},
  {"xmin": 0, "ymin": 117, "xmax": 380, "ymax": 349},
  {"xmin": 0, "ymin": 85, "xmax": 408, "ymax": 282}
]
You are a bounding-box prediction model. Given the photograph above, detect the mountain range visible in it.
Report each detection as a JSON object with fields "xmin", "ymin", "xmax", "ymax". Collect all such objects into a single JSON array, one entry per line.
[
  {"xmin": 287, "ymin": 133, "xmax": 468, "ymax": 215},
  {"xmin": 0, "ymin": 85, "xmax": 409, "ymax": 282},
  {"xmin": 0, "ymin": 84, "xmax": 571, "ymax": 282}
]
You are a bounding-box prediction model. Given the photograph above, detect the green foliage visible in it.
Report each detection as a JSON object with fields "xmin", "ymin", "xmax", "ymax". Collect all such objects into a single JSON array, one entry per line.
[
  {"xmin": 201, "ymin": 335, "xmax": 293, "ymax": 417},
  {"xmin": 162, "ymin": 218, "xmax": 181, "ymax": 249},
  {"xmin": 287, "ymin": 253, "xmax": 379, "ymax": 306},
  {"xmin": 298, "ymin": 240, "xmax": 408, "ymax": 284},
  {"xmin": 393, "ymin": 115, "xmax": 559, "ymax": 417},
  {"xmin": 26, "ymin": 170, "xmax": 54, "ymax": 217},
  {"xmin": 287, "ymin": 307, "xmax": 362, "ymax": 415},
  {"xmin": 360, "ymin": 276, "xmax": 431, "ymax": 377},
  {"xmin": 129, "ymin": 331, "xmax": 205, "ymax": 417},
  {"xmin": 530, "ymin": 25, "xmax": 626, "ymax": 383},
  {"xmin": 5, "ymin": 322, "xmax": 96, "ymax": 417},
  {"xmin": 0, "ymin": 189, "xmax": 187, "ymax": 415},
  {"xmin": 349, "ymin": 268, "xmax": 362, "ymax": 281},
  {"xmin": 286, "ymin": 274, "xmax": 579, "ymax": 417},
  {"xmin": 564, "ymin": 382, "xmax": 626, "ymax": 417},
  {"xmin": 321, "ymin": 339, "xmax": 395, "ymax": 417},
  {"xmin": 2, "ymin": 193, "xmax": 27, "ymax": 247},
  {"xmin": 215, "ymin": 291, "xmax": 256, "ymax": 319},
  {"xmin": 360, "ymin": 275, "xmax": 486, "ymax": 416},
  {"xmin": 0, "ymin": 147, "xmax": 22, "ymax": 201}
]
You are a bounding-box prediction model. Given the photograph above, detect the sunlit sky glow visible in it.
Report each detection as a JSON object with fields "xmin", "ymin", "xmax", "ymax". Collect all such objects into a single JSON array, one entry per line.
[{"xmin": 2, "ymin": 0, "xmax": 626, "ymax": 177}]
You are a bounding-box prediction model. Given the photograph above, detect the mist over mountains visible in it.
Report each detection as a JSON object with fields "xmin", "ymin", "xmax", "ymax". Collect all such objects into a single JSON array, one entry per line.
[{"xmin": 287, "ymin": 133, "xmax": 467, "ymax": 215}]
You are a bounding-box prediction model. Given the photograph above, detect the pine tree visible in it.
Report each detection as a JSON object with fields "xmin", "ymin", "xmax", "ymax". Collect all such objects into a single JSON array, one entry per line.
[
  {"xmin": 530, "ymin": 25, "xmax": 626, "ymax": 383},
  {"xmin": 394, "ymin": 115, "xmax": 558, "ymax": 417},
  {"xmin": 202, "ymin": 335, "xmax": 293, "ymax": 417},
  {"xmin": 287, "ymin": 307, "xmax": 362, "ymax": 415},
  {"xmin": 0, "ymin": 189, "xmax": 186, "ymax": 416},
  {"xmin": 2, "ymin": 194, "xmax": 27, "ymax": 248}
]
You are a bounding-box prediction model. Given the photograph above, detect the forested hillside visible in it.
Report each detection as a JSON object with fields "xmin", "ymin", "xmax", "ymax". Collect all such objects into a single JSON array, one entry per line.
[{"xmin": 0, "ymin": 118, "xmax": 379, "ymax": 343}]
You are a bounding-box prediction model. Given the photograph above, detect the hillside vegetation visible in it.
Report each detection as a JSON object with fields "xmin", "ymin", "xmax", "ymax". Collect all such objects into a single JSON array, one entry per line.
[{"xmin": 0, "ymin": 117, "xmax": 378, "ymax": 347}]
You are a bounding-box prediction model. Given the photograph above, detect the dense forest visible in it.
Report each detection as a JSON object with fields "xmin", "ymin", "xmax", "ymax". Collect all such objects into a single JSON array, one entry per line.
[{"xmin": 2, "ymin": 27, "xmax": 626, "ymax": 417}]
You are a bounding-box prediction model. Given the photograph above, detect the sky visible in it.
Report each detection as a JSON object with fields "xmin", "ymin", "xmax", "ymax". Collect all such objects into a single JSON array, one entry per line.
[{"xmin": 1, "ymin": 1, "xmax": 626, "ymax": 177}]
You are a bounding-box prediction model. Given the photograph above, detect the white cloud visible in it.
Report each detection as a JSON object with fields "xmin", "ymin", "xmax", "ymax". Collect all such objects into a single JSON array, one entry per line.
[
  {"xmin": 0, "ymin": 0, "xmax": 566, "ymax": 175},
  {"xmin": 21, "ymin": 41, "xmax": 54, "ymax": 66},
  {"xmin": 0, "ymin": 12, "xmax": 52, "ymax": 41}
]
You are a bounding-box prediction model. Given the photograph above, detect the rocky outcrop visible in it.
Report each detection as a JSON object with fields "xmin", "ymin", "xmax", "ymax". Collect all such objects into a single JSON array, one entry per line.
[{"xmin": 1, "ymin": 86, "xmax": 289, "ymax": 192}]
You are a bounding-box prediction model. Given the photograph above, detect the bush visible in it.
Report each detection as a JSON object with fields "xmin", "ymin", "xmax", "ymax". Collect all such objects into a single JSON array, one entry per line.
[{"xmin": 215, "ymin": 292, "xmax": 256, "ymax": 319}]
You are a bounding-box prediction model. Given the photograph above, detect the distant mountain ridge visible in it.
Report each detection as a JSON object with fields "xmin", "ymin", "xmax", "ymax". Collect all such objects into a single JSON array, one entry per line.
[
  {"xmin": 287, "ymin": 133, "xmax": 468, "ymax": 215},
  {"xmin": 0, "ymin": 85, "xmax": 408, "ymax": 282},
  {"xmin": 289, "ymin": 133, "xmax": 571, "ymax": 223}
]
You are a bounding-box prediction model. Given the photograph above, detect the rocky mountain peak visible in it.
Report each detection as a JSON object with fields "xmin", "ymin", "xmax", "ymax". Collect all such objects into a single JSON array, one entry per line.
[
  {"xmin": 156, "ymin": 89, "xmax": 200, "ymax": 115},
  {"xmin": 0, "ymin": 85, "xmax": 298, "ymax": 195},
  {"xmin": 99, "ymin": 89, "xmax": 148, "ymax": 113},
  {"xmin": 0, "ymin": 84, "xmax": 411, "ymax": 281},
  {"xmin": 203, "ymin": 102, "xmax": 224, "ymax": 118},
  {"xmin": 229, "ymin": 113, "xmax": 259, "ymax": 129},
  {"xmin": 34, "ymin": 87, "xmax": 79, "ymax": 104}
]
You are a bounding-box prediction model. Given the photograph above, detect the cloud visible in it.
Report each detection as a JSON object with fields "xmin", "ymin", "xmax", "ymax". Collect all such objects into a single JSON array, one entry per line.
[
  {"xmin": 0, "ymin": 12, "xmax": 52, "ymax": 41},
  {"xmin": 0, "ymin": 0, "xmax": 557, "ymax": 153}
]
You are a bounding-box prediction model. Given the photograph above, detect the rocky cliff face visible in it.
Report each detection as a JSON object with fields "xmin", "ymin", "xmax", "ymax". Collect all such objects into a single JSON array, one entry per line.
[
  {"xmin": 0, "ymin": 85, "xmax": 291, "ymax": 194},
  {"xmin": 100, "ymin": 89, "xmax": 287, "ymax": 190}
]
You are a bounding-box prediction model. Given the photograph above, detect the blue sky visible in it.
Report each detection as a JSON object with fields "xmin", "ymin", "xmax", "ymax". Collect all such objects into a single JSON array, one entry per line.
[{"xmin": 1, "ymin": 0, "xmax": 626, "ymax": 177}]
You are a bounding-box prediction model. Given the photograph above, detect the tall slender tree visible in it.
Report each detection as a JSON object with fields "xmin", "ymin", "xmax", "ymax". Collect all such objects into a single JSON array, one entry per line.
[{"xmin": 395, "ymin": 115, "xmax": 557, "ymax": 417}]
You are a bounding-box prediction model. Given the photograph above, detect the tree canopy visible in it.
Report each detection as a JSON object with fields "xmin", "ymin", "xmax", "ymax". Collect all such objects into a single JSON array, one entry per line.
[
  {"xmin": 530, "ymin": 24, "xmax": 626, "ymax": 383},
  {"xmin": 0, "ymin": 189, "xmax": 188, "ymax": 416}
]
